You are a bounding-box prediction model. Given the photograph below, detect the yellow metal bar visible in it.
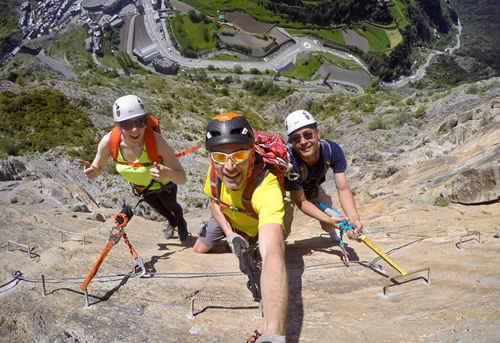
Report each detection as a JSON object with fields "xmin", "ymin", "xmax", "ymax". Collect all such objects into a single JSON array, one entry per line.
[{"xmin": 358, "ymin": 234, "xmax": 407, "ymax": 276}]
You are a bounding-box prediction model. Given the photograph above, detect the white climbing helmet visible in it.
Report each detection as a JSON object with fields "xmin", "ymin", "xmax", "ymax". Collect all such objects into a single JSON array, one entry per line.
[
  {"xmin": 113, "ymin": 95, "xmax": 148, "ymax": 122},
  {"xmin": 285, "ymin": 110, "xmax": 317, "ymax": 135}
]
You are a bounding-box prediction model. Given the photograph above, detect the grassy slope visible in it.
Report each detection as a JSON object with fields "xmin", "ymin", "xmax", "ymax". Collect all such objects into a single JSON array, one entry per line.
[
  {"xmin": 180, "ymin": 0, "xmax": 280, "ymax": 22},
  {"xmin": 0, "ymin": 88, "xmax": 98, "ymax": 160},
  {"xmin": 282, "ymin": 52, "xmax": 364, "ymax": 81},
  {"xmin": 356, "ymin": 24, "xmax": 390, "ymax": 53},
  {"xmin": 170, "ymin": 13, "xmax": 219, "ymax": 52},
  {"xmin": 282, "ymin": 53, "xmax": 323, "ymax": 81},
  {"xmin": 0, "ymin": 0, "xmax": 23, "ymax": 59},
  {"xmin": 388, "ymin": 0, "xmax": 409, "ymax": 29},
  {"xmin": 48, "ymin": 25, "xmax": 95, "ymax": 73},
  {"xmin": 286, "ymin": 28, "xmax": 345, "ymax": 46}
]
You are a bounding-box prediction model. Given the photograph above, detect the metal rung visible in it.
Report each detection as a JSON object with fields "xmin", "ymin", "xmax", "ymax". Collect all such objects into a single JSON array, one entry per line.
[
  {"xmin": 436, "ymin": 229, "xmax": 448, "ymax": 237},
  {"xmin": 97, "ymin": 225, "xmax": 114, "ymax": 235},
  {"xmin": 386, "ymin": 231, "xmax": 428, "ymax": 238},
  {"xmin": 60, "ymin": 230, "xmax": 86, "ymax": 245},
  {"xmin": 41, "ymin": 273, "xmax": 89, "ymax": 307},
  {"xmin": 383, "ymin": 267, "xmax": 431, "ymax": 296},
  {"xmin": 7, "ymin": 240, "xmax": 33, "ymax": 259},
  {"xmin": 457, "ymin": 231, "xmax": 480, "ymax": 250},
  {"xmin": 187, "ymin": 295, "xmax": 263, "ymax": 320}
]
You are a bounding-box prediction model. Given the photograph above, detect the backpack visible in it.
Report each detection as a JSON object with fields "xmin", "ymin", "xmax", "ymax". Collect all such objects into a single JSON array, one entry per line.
[
  {"xmin": 108, "ymin": 116, "xmax": 162, "ymax": 168},
  {"xmin": 210, "ymin": 131, "xmax": 297, "ymax": 220}
]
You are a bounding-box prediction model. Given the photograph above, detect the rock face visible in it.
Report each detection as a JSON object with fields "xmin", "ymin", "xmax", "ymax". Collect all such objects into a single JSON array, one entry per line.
[
  {"xmin": 446, "ymin": 163, "xmax": 500, "ymax": 204},
  {"xmin": 0, "ymin": 159, "xmax": 27, "ymax": 181},
  {"xmin": 1, "ymin": 78, "xmax": 499, "ymax": 342}
]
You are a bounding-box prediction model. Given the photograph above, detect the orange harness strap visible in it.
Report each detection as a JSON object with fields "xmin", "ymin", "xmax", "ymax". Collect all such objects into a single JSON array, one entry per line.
[
  {"xmin": 80, "ymin": 241, "xmax": 114, "ymax": 291},
  {"xmin": 175, "ymin": 145, "xmax": 200, "ymax": 157},
  {"xmin": 114, "ymin": 213, "xmax": 129, "ymax": 228},
  {"xmin": 123, "ymin": 232, "xmax": 139, "ymax": 260}
]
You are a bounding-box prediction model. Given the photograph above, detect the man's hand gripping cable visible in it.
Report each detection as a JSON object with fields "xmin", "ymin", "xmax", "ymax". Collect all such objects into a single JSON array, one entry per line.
[{"xmin": 314, "ymin": 197, "xmax": 408, "ymax": 275}]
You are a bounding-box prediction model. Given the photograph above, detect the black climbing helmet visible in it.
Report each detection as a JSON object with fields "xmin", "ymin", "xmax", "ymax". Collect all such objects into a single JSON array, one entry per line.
[{"xmin": 205, "ymin": 113, "xmax": 255, "ymax": 151}]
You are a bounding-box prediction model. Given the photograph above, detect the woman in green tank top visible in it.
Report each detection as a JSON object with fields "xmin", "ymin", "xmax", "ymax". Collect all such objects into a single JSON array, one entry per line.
[{"xmin": 78, "ymin": 95, "xmax": 189, "ymax": 241}]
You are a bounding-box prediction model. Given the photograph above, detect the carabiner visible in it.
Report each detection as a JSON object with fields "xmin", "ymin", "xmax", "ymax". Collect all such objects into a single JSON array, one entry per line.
[
  {"xmin": 108, "ymin": 227, "xmax": 124, "ymax": 245},
  {"xmin": 132, "ymin": 255, "xmax": 146, "ymax": 278}
]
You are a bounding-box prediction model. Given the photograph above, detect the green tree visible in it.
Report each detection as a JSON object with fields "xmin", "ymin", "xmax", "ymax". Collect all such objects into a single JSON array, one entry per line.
[
  {"xmin": 234, "ymin": 64, "xmax": 243, "ymax": 74},
  {"xmin": 187, "ymin": 9, "xmax": 199, "ymax": 23}
]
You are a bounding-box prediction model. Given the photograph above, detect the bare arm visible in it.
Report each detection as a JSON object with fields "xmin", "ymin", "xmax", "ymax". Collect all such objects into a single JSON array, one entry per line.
[
  {"xmin": 289, "ymin": 188, "xmax": 347, "ymax": 231},
  {"xmin": 334, "ymin": 172, "xmax": 363, "ymax": 237},
  {"xmin": 193, "ymin": 198, "xmax": 234, "ymax": 253},
  {"xmin": 258, "ymin": 223, "xmax": 288, "ymax": 335},
  {"xmin": 150, "ymin": 132, "xmax": 187, "ymax": 185},
  {"xmin": 208, "ymin": 198, "xmax": 234, "ymax": 237},
  {"xmin": 78, "ymin": 132, "xmax": 111, "ymax": 179}
]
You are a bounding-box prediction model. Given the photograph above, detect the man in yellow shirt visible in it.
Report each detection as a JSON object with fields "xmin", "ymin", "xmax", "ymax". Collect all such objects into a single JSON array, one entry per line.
[{"xmin": 193, "ymin": 113, "xmax": 288, "ymax": 343}]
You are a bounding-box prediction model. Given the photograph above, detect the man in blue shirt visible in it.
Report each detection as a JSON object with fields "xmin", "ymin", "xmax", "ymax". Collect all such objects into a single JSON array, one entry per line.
[{"xmin": 284, "ymin": 110, "xmax": 363, "ymax": 241}]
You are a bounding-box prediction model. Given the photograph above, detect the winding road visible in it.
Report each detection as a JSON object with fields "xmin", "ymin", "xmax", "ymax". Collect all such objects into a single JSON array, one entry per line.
[
  {"xmin": 34, "ymin": 1, "xmax": 462, "ymax": 94},
  {"xmin": 139, "ymin": 1, "xmax": 463, "ymax": 91},
  {"xmin": 382, "ymin": 18, "xmax": 463, "ymax": 89}
]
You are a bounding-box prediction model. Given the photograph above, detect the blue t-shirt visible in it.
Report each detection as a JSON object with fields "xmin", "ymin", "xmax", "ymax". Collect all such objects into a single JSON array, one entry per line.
[{"xmin": 284, "ymin": 139, "xmax": 347, "ymax": 196}]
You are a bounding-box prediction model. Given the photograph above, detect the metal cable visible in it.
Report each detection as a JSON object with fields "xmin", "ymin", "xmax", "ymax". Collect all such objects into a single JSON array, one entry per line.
[
  {"xmin": 3, "ymin": 239, "xmax": 419, "ymax": 287},
  {"xmin": 0, "ymin": 271, "xmax": 22, "ymax": 293},
  {"xmin": 6, "ymin": 259, "xmax": 378, "ymax": 286}
]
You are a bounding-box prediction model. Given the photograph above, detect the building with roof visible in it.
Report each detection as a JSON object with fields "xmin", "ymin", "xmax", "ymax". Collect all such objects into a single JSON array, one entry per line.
[
  {"xmin": 152, "ymin": 56, "xmax": 179, "ymax": 74},
  {"xmin": 110, "ymin": 17, "xmax": 123, "ymax": 27},
  {"xmin": 82, "ymin": 0, "xmax": 126, "ymax": 12},
  {"xmin": 136, "ymin": 0, "xmax": 144, "ymax": 14},
  {"xmin": 133, "ymin": 43, "xmax": 161, "ymax": 63}
]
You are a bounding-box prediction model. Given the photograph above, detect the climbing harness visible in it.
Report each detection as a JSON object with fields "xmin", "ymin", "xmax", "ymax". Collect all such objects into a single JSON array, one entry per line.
[
  {"xmin": 80, "ymin": 204, "xmax": 145, "ymax": 291},
  {"xmin": 129, "ymin": 145, "xmax": 202, "ymax": 210},
  {"xmin": 175, "ymin": 145, "xmax": 200, "ymax": 158}
]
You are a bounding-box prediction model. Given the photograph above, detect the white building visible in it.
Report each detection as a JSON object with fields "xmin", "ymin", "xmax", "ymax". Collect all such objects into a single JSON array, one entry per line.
[{"xmin": 133, "ymin": 43, "xmax": 161, "ymax": 63}]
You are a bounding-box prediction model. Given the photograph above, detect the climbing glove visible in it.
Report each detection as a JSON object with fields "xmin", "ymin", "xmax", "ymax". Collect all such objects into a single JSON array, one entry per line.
[{"xmin": 226, "ymin": 232, "xmax": 249, "ymax": 257}]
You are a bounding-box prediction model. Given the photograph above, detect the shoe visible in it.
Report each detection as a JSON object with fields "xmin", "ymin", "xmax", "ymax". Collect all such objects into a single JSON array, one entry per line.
[
  {"xmin": 329, "ymin": 228, "xmax": 341, "ymax": 242},
  {"xmin": 177, "ymin": 219, "xmax": 188, "ymax": 241},
  {"xmin": 163, "ymin": 223, "xmax": 175, "ymax": 239},
  {"xmin": 255, "ymin": 334, "xmax": 286, "ymax": 343}
]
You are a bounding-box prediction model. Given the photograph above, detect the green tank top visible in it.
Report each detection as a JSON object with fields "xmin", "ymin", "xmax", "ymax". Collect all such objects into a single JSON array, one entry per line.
[{"xmin": 115, "ymin": 146, "xmax": 170, "ymax": 190}]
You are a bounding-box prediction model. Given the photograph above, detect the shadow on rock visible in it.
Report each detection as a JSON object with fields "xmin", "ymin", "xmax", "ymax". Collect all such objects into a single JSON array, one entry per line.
[{"xmin": 284, "ymin": 235, "xmax": 360, "ymax": 342}]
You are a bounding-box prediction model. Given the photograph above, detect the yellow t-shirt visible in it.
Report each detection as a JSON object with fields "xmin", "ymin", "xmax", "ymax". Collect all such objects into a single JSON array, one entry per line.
[
  {"xmin": 204, "ymin": 167, "xmax": 284, "ymax": 237},
  {"xmin": 115, "ymin": 147, "xmax": 170, "ymax": 190}
]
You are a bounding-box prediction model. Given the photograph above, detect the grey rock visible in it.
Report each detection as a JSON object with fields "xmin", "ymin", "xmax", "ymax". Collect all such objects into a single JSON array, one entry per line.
[
  {"xmin": 0, "ymin": 159, "xmax": 27, "ymax": 181},
  {"xmin": 446, "ymin": 163, "xmax": 500, "ymax": 204}
]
